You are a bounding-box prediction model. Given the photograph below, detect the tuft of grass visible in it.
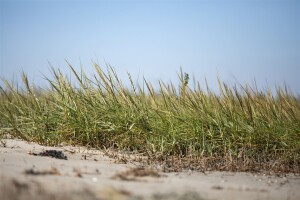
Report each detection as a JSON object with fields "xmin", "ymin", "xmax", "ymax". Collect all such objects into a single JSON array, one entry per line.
[{"xmin": 0, "ymin": 63, "xmax": 299, "ymax": 173}]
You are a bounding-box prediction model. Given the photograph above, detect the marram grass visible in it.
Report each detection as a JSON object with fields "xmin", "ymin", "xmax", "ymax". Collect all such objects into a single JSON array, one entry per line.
[{"xmin": 0, "ymin": 63, "xmax": 299, "ymax": 173}]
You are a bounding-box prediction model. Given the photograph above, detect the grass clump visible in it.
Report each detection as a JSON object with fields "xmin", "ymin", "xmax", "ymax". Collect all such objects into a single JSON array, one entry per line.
[{"xmin": 0, "ymin": 63, "xmax": 299, "ymax": 173}]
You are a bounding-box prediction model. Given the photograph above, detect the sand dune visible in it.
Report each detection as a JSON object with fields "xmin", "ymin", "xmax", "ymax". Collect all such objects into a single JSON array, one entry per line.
[{"xmin": 1, "ymin": 139, "xmax": 299, "ymax": 200}]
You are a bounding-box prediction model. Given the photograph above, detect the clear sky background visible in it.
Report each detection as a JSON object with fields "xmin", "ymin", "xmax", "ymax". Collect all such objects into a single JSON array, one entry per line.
[{"xmin": 0, "ymin": 0, "xmax": 299, "ymax": 94}]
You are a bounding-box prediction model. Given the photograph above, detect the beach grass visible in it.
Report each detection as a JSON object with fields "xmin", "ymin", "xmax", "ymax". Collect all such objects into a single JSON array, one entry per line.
[{"xmin": 0, "ymin": 63, "xmax": 299, "ymax": 172}]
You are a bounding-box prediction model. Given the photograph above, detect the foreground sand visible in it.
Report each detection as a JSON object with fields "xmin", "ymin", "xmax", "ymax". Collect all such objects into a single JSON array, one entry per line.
[{"xmin": 0, "ymin": 139, "xmax": 299, "ymax": 200}]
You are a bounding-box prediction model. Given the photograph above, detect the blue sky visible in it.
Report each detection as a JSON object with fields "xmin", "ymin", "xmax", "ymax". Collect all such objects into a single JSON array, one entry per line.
[{"xmin": 0, "ymin": 0, "xmax": 299, "ymax": 93}]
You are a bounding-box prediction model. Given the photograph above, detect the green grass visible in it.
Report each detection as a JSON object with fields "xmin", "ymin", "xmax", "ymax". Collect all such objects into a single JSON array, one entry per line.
[{"xmin": 0, "ymin": 63, "xmax": 299, "ymax": 172}]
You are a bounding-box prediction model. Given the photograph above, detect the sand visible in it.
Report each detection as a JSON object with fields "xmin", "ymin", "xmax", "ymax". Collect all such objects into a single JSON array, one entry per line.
[{"xmin": 0, "ymin": 138, "xmax": 299, "ymax": 200}]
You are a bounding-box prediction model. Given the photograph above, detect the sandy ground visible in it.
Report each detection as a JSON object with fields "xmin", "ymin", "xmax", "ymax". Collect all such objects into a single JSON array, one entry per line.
[{"xmin": 0, "ymin": 139, "xmax": 299, "ymax": 200}]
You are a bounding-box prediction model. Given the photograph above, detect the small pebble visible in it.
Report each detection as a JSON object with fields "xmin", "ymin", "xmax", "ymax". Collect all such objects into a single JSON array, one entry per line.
[{"xmin": 92, "ymin": 177, "xmax": 98, "ymax": 182}]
